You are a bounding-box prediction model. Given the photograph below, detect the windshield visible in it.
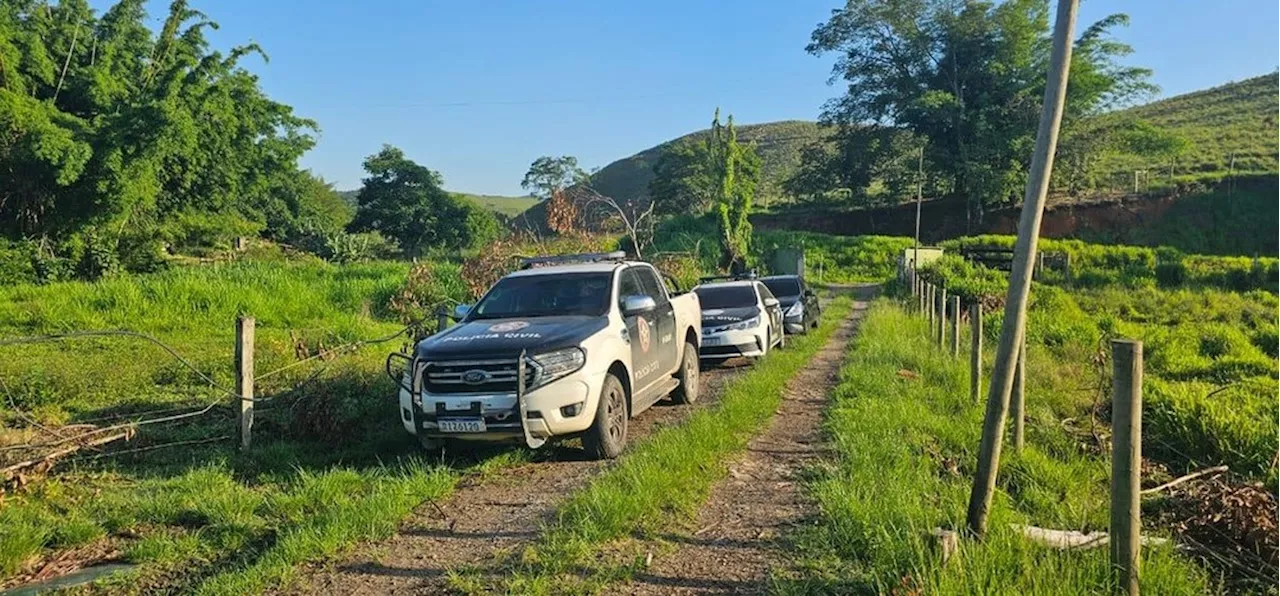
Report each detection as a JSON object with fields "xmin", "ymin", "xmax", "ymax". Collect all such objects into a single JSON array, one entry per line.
[
  {"xmin": 472, "ymin": 273, "xmax": 612, "ymax": 319},
  {"xmin": 694, "ymin": 285, "xmax": 757, "ymax": 310},
  {"xmin": 763, "ymin": 278, "xmax": 801, "ymax": 297}
]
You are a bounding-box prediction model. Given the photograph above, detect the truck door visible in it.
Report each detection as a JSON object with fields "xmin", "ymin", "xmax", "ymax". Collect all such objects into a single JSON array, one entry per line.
[
  {"xmin": 619, "ymin": 268, "xmax": 662, "ymax": 394},
  {"xmin": 635, "ymin": 265, "xmax": 678, "ymax": 375}
]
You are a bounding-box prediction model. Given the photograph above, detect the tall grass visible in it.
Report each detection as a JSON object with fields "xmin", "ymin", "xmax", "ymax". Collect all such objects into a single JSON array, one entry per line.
[{"xmin": 781, "ymin": 302, "xmax": 1209, "ymax": 594}]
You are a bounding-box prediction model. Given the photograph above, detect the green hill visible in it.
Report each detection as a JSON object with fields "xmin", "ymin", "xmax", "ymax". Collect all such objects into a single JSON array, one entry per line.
[
  {"xmin": 1087, "ymin": 73, "xmax": 1278, "ymax": 183},
  {"xmin": 589, "ymin": 120, "xmax": 825, "ymax": 207},
  {"xmin": 337, "ymin": 190, "xmax": 536, "ymax": 218}
]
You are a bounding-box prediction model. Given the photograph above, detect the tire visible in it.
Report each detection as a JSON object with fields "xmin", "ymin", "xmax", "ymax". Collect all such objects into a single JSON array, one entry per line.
[
  {"xmin": 759, "ymin": 330, "xmax": 770, "ymax": 359},
  {"xmin": 671, "ymin": 341, "xmax": 700, "ymax": 404},
  {"xmin": 776, "ymin": 326, "xmax": 786, "ymax": 349},
  {"xmin": 583, "ymin": 373, "xmax": 628, "ymax": 459}
]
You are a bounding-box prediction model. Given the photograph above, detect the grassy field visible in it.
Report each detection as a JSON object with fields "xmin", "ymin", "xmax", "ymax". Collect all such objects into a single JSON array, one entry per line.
[
  {"xmin": 0, "ymin": 259, "xmax": 503, "ymax": 592},
  {"xmin": 652, "ymin": 215, "xmax": 913, "ymax": 284},
  {"xmin": 781, "ymin": 303, "xmax": 1210, "ymax": 594},
  {"xmin": 452, "ymin": 192, "xmax": 539, "ymax": 217},
  {"xmin": 919, "ymin": 237, "xmax": 1279, "ymax": 488},
  {"xmin": 1086, "ymin": 73, "xmax": 1278, "ymax": 186},
  {"xmin": 465, "ymin": 299, "xmax": 855, "ymax": 594}
]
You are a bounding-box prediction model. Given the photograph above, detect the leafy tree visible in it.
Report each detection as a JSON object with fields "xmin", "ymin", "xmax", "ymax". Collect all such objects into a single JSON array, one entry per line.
[
  {"xmin": 648, "ymin": 138, "xmax": 717, "ymax": 216},
  {"xmin": 348, "ymin": 145, "xmax": 492, "ymax": 256},
  {"xmin": 706, "ymin": 110, "xmax": 760, "ymax": 271},
  {"xmin": 521, "ymin": 155, "xmax": 587, "ymax": 200},
  {"xmin": 0, "ymin": 0, "xmax": 327, "ymax": 272},
  {"xmin": 806, "ymin": 0, "xmax": 1155, "ymax": 227}
]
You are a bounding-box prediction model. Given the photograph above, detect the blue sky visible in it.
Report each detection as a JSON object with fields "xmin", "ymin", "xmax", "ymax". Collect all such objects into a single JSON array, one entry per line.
[{"xmin": 96, "ymin": 0, "xmax": 1278, "ymax": 195}]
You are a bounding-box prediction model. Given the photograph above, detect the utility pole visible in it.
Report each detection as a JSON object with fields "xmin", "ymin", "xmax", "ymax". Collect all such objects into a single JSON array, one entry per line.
[{"xmin": 966, "ymin": 0, "xmax": 1078, "ymax": 538}]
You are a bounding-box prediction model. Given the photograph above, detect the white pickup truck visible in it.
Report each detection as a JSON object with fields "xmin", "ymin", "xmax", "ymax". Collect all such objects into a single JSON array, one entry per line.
[{"xmin": 391, "ymin": 252, "xmax": 702, "ymax": 459}]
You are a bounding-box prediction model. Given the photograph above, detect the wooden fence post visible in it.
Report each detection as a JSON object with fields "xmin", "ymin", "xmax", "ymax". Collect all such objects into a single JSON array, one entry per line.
[
  {"xmin": 950, "ymin": 296, "xmax": 961, "ymax": 358},
  {"xmin": 1012, "ymin": 333, "xmax": 1027, "ymax": 452},
  {"xmin": 436, "ymin": 305, "xmax": 450, "ymax": 334},
  {"xmin": 1111, "ymin": 339, "xmax": 1143, "ymax": 594},
  {"xmin": 236, "ymin": 316, "xmax": 255, "ymax": 451},
  {"xmin": 936, "ymin": 287, "xmax": 947, "ymax": 346},
  {"xmin": 926, "ymin": 284, "xmax": 934, "ymax": 325},
  {"xmin": 970, "ymin": 303, "xmax": 982, "ymax": 403}
]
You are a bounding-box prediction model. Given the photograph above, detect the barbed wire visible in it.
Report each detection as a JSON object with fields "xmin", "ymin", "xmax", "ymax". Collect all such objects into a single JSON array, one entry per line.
[{"xmin": 0, "ymin": 302, "xmax": 457, "ymax": 459}]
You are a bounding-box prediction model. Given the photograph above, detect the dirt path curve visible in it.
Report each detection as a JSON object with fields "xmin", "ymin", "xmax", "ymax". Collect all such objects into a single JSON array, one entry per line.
[
  {"xmin": 611, "ymin": 295, "xmax": 870, "ymax": 595},
  {"xmin": 287, "ymin": 363, "xmax": 752, "ymax": 595}
]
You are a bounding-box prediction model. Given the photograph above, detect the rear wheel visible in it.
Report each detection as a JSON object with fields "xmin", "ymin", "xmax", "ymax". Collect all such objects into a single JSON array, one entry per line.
[
  {"xmin": 583, "ymin": 373, "xmax": 628, "ymax": 459},
  {"xmin": 671, "ymin": 341, "xmax": 700, "ymax": 404}
]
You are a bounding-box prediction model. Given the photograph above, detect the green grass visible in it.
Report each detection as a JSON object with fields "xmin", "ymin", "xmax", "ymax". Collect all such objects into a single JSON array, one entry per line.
[
  {"xmin": 917, "ymin": 241, "xmax": 1278, "ymax": 486},
  {"xmin": 652, "ymin": 215, "xmax": 913, "ymax": 284},
  {"xmin": 1086, "ymin": 73, "xmax": 1278, "ymax": 187},
  {"xmin": 452, "ymin": 192, "xmax": 539, "ymax": 218},
  {"xmin": 0, "ymin": 259, "xmax": 509, "ymax": 592},
  {"xmin": 481, "ymin": 298, "xmax": 855, "ymax": 594},
  {"xmin": 779, "ymin": 302, "xmax": 1209, "ymax": 594}
]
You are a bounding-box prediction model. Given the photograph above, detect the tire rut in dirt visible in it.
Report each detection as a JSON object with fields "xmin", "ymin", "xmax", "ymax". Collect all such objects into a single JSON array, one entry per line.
[
  {"xmin": 610, "ymin": 302, "xmax": 866, "ymax": 595},
  {"xmin": 285, "ymin": 361, "xmax": 750, "ymax": 595}
]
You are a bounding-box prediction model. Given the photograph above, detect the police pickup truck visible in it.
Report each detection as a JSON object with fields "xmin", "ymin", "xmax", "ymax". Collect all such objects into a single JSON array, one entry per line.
[{"xmin": 391, "ymin": 252, "xmax": 702, "ymax": 459}]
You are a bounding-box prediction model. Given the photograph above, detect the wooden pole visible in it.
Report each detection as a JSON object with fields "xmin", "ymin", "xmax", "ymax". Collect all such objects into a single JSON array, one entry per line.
[
  {"xmin": 1011, "ymin": 333, "xmax": 1026, "ymax": 452},
  {"xmin": 436, "ymin": 305, "xmax": 450, "ymax": 334},
  {"xmin": 970, "ymin": 303, "xmax": 982, "ymax": 403},
  {"xmin": 927, "ymin": 284, "xmax": 935, "ymax": 326},
  {"xmin": 950, "ymin": 296, "xmax": 961, "ymax": 358},
  {"xmin": 236, "ymin": 316, "xmax": 255, "ymax": 451},
  {"xmin": 1111, "ymin": 339, "xmax": 1143, "ymax": 594},
  {"xmin": 937, "ymin": 287, "xmax": 947, "ymax": 346},
  {"xmin": 966, "ymin": 0, "xmax": 1078, "ymax": 538}
]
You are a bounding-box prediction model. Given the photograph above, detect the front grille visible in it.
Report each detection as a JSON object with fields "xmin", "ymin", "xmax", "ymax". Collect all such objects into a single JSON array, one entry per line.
[{"xmin": 422, "ymin": 359, "xmax": 537, "ymax": 394}]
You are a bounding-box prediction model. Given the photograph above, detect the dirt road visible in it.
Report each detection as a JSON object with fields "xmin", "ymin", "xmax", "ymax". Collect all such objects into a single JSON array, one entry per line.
[
  {"xmin": 287, "ymin": 362, "xmax": 752, "ymax": 595},
  {"xmin": 610, "ymin": 297, "xmax": 866, "ymax": 594}
]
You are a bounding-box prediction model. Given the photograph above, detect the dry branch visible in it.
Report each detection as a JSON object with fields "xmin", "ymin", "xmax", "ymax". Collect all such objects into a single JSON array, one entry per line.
[
  {"xmin": 1141, "ymin": 465, "xmax": 1229, "ymax": 496},
  {"xmin": 1, "ymin": 430, "xmax": 133, "ymax": 480}
]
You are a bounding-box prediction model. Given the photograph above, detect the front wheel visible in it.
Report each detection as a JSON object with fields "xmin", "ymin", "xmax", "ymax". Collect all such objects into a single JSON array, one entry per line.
[
  {"xmin": 671, "ymin": 341, "xmax": 700, "ymax": 404},
  {"xmin": 583, "ymin": 373, "xmax": 628, "ymax": 459}
]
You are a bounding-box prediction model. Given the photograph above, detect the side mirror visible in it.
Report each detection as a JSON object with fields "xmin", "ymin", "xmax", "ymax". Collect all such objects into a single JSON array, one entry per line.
[
  {"xmin": 453, "ymin": 304, "xmax": 472, "ymax": 320},
  {"xmin": 763, "ymin": 297, "xmax": 780, "ymax": 308},
  {"xmin": 621, "ymin": 295, "xmax": 657, "ymax": 316}
]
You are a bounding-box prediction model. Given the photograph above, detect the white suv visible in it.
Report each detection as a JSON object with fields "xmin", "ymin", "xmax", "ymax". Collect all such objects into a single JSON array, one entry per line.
[{"xmin": 391, "ymin": 252, "xmax": 702, "ymax": 459}]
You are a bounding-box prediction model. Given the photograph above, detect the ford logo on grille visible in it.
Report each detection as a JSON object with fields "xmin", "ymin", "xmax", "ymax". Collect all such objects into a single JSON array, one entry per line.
[{"xmin": 461, "ymin": 369, "xmax": 490, "ymax": 384}]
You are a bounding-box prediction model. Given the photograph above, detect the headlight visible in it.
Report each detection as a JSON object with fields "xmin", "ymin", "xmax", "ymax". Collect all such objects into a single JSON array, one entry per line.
[
  {"xmin": 727, "ymin": 316, "xmax": 760, "ymax": 331},
  {"xmin": 528, "ymin": 347, "xmax": 585, "ymax": 388},
  {"xmin": 785, "ymin": 302, "xmax": 803, "ymax": 317}
]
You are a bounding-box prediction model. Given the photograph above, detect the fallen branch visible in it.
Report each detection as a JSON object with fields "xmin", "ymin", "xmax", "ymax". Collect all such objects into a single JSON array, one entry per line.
[
  {"xmin": 1013, "ymin": 524, "xmax": 1169, "ymax": 550},
  {"xmin": 1140, "ymin": 465, "xmax": 1229, "ymax": 496},
  {"xmin": 1, "ymin": 430, "xmax": 133, "ymax": 480}
]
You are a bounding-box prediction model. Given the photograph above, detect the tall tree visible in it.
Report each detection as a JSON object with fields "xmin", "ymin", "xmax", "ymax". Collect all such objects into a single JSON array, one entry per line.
[
  {"xmin": 0, "ymin": 0, "xmax": 322, "ymax": 264},
  {"xmin": 349, "ymin": 145, "xmax": 491, "ymax": 256},
  {"xmin": 521, "ymin": 155, "xmax": 587, "ymax": 201},
  {"xmin": 707, "ymin": 110, "xmax": 759, "ymax": 271},
  {"xmin": 806, "ymin": 0, "xmax": 1155, "ymax": 227}
]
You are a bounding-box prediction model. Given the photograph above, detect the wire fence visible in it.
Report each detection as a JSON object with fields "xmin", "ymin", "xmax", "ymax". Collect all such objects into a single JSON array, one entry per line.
[
  {"xmin": 899, "ymin": 270, "xmax": 1278, "ymax": 586},
  {"xmin": 0, "ymin": 300, "xmax": 458, "ymax": 475}
]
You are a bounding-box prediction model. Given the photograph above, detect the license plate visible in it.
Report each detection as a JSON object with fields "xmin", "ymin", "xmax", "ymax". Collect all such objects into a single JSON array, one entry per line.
[
  {"xmin": 702, "ymin": 336, "xmax": 725, "ymax": 346},
  {"xmin": 437, "ymin": 418, "xmax": 486, "ymax": 433}
]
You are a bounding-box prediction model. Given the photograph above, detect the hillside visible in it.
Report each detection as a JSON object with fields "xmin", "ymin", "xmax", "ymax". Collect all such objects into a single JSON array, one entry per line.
[
  {"xmin": 1088, "ymin": 72, "xmax": 1278, "ymax": 181},
  {"xmin": 337, "ymin": 190, "xmax": 536, "ymax": 218},
  {"xmin": 589, "ymin": 120, "xmax": 825, "ymax": 207}
]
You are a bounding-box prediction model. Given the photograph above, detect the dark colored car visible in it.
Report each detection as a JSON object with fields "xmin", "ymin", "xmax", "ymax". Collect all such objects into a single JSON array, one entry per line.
[{"xmin": 761, "ymin": 275, "xmax": 820, "ymax": 334}]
